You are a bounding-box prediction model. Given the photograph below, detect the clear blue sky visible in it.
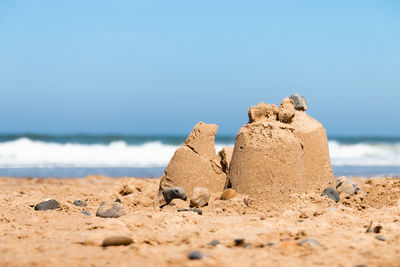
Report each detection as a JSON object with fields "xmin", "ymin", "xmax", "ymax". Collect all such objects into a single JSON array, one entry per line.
[{"xmin": 0, "ymin": 0, "xmax": 399, "ymax": 136}]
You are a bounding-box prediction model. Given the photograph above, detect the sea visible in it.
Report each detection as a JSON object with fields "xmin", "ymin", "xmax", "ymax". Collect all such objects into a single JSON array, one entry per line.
[{"xmin": 0, "ymin": 134, "xmax": 400, "ymax": 178}]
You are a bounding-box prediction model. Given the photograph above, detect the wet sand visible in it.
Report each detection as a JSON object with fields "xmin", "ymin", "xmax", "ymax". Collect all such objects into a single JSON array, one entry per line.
[{"xmin": 0, "ymin": 176, "xmax": 399, "ymax": 267}]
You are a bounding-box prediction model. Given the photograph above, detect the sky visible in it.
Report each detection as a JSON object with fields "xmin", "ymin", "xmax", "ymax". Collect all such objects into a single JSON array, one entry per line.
[{"xmin": 0, "ymin": 0, "xmax": 399, "ymax": 136}]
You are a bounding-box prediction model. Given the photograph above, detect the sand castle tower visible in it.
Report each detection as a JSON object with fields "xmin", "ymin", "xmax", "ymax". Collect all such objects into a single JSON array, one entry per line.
[
  {"xmin": 158, "ymin": 122, "xmax": 232, "ymax": 197},
  {"xmin": 225, "ymin": 95, "xmax": 334, "ymax": 201}
]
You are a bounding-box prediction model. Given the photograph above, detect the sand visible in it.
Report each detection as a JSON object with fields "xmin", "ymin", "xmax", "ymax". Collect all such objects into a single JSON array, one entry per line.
[{"xmin": 0, "ymin": 176, "xmax": 400, "ymax": 267}]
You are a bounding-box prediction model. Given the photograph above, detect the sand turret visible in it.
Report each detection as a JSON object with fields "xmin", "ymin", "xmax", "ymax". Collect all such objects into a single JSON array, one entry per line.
[
  {"xmin": 226, "ymin": 94, "xmax": 334, "ymax": 201},
  {"xmin": 158, "ymin": 122, "xmax": 232, "ymax": 198}
]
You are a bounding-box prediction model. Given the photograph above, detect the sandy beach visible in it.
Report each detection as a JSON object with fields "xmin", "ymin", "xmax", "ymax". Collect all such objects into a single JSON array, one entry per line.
[{"xmin": 0, "ymin": 175, "xmax": 399, "ymax": 267}]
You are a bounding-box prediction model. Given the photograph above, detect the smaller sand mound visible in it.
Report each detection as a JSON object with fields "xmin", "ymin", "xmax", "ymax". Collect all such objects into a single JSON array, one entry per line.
[{"xmin": 158, "ymin": 122, "xmax": 231, "ymax": 198}]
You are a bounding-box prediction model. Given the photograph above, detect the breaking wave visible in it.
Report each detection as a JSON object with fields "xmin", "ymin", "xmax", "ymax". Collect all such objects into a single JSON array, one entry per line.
[
  {"xmin": 0, "ymin": 137, "xmax": 399, "ymax": 168},
  {"xmin": 329, "ymin": 140, "xmax": 400, "ymax": 166},
  {"xmin": 0, "ymin": 138, "xmax": 226, "ymax": 168}
]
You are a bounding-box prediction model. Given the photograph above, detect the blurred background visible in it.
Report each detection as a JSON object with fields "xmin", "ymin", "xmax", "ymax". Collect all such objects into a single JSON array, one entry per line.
[{"xmin": 0, "ymin": 1, "xmax": 399, "ymax": 177}]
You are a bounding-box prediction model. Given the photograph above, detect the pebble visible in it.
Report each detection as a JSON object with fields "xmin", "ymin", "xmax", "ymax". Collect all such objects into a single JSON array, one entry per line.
[
  {"xmin": 208, "ymin": 240, "xmax": 220, "ymax": 247},
  {"xmin": 298, "ymin": 239, "xmax": 322, "ymax": 247},
  {"xmin": 353, "ymin": 184, "xmax": 361, "ymax": 194},
  {"xmin": 34, "ymin": 199, "xmax": 59, "ymax": 211},
  {"xmin": 177, "ymin": 208, "xmax": 202, "ymax": 215},
  {"xmin": 337, "ymin": 182, "xmax": 355, "ymax": 196},
  {"xmin": 81, "ymin": 210, "xmax": 90, "ymax": 216},
  {"xmin": 289, "ymin": 93, "xmax": 307, "ymax": 111},
  {"xmin": 266, "ymin": 242, "xmax": 275, "ymax": 246},
  {"xmin": 234, "ymin": 238, "xmax": 245, "ymax": 246},
  {"xmin": 161, "ymin": 187, "xmax": 187, "ymax": 208},
  {"xmin": 373, "ymin": 225, "xmax": 382, "ymax": 233},
  {"xmin": 96, "ymin": 202, "xmax": 125, "ymax": 218},
  {"xmin": 102, "ymin": 236, "xmax": 133, "ymax": 247},
  {"xmin": 221, "ymin": 188, "xmax": 237, "ymax": 200},
  {"xmin": 190, "ymin": 187, "xmax": 210, "ymax": 208},
  {"xmin": 188, "ymin": 251, "xmax": 204, "ymax": 260},
  {"xmin": 243, "ymin": 242, "xmax": 252, "ymax": 248},
  {"xmin": 336, "ymin": 177, "xmax": 360, "ymax": 195},
  {"xmin": 375, "ymin": 235, "xmax": 386, "ymax": 241},
  {"xmin": 73, "ymin": 200, "xmax": 87, "ymax": 207},
  {"xmin": 321, "ymin": 187, "xmax": 340, "ymax": 203}
]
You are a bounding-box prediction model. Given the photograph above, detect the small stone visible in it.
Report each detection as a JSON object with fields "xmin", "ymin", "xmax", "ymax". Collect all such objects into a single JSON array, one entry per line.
[
  {"xmin": 190, "ymin": 187, "xmax": 210, "ymax": 208},
  {"xmin": 266, "ymin": 242, "xmax": 275, "ymax": 246},
  {"xmin": 81, "ymin": 210, "xmax": 90, "ymax": 216},
  {"xmin": 73, "ymin": 200, "xmax": 87, "ymax": 207},
  {"xmin": 373, "ymin": 225, "xmax": 382, "ymax": 233},
  {"xmin": 322, "ymin": 187, "xmax": 340, "ymax": 203},
  {"xmin": 337, "ymin": 182, "xmax": 355, "ymax": 196},
  {"xmin": 221, "ymin": 189, "xmax": 237, "ymax": 200},
  {"xmin": 102, "ymin": 236, "xmax": 133, "ymax": 247},
  {"xmin": 160, "ymin": 187, "xmax": 187, "ymax": 208},
  {"xmin": 298, "ymin": 239, "xmax": 322, "ymax": 247},
  {"xmin": 96, "ymin": 202, "xmax": 125, "ymax": 218},
  {"xmin": 34, "ymin": 199, "xmax": 59, "ymax": 211},
  {"xmin": 243, "ymin": 242, "xmax": 252, "ymax": 248},
  {"xmin": 188, "ymin": 251, "xmax": 204, "ymax": 260},
  {"xmin": 353, "ymin": 184, "xmax": 361, "ymax": 194},
  {"xmin": 375, "ymin": 235, "xmax": 386, "ymax": 241},
  {"xmin": 289, "ymin": 93, "xmax": 307, "ymax": 111},
  {"xmin": 115, "ymin": 198, "xmax": 121, "ymax": 203},
  {"xmin": 234, "ymin": 238, "xmax": 245, "ymax": 246},
  {"xmin": 119, "ymin": 184, "xmax": 133, "ymax": 196},
  {"xmin": 208, "ymin": 240, "xmax": 220, "ymax": 247},
  {"xmin": 177, "ymin": 208, "xmax": 202, "ymax": 215}
]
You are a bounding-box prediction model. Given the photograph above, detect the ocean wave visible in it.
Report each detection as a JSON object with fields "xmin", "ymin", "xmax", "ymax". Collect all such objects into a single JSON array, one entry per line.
[
  {"xmin": 0, "ymin": 138, "xmax": 399, "ymax": 168},
  {"xmin": 328, "ymin": 140, "xmax": 400, "ymax": 166},
  {"xmin": 0, "ymin": 138, "xmax": 227, "ymax": 168}
]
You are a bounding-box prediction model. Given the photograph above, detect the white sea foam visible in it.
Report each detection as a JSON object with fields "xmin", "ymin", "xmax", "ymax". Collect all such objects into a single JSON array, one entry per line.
[
  {"xmin": 328, "ymin": 140, "xmax": 400, "ymax": 166},
  {"xmin": 0, "ymin": 138, "xmax": 179, "ymax": 168},
  {"xmin": 0, "ymin": 138, "xmax": 399, "ymax": 168}
]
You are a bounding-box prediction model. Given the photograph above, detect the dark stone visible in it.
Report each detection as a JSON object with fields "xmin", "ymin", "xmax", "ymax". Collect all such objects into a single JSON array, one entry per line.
[
  {"xmin": 353, "ymin": 184, "xmax": 361, "ymax": 194},
  {"xmin": 160, "ymin": 187, "xmax": 187, "ymax": 208},
  {"xmin": 177, "ymin": 208, "xmax": 202, "ymax": 215},
  {"xmin": 375, "ymin": 235, "xmax": 386, "ymax": 241},
  {"xmin": 188, "ymin": 251, "xmax": 204, "ymax": 260},
  {"xmin": 81, "ymin": 210, "xmax": 90, "ymax": 216},
  {"xmin": 96, "ymin": 202, "xmax": 125, "ymax": 218},
  {"xmin": 115, "ymin": 198, "xmax": 121, "ymax": 203},
  {"xmin": 289, "ymin": 93, "xmax": 307, "ymax": 111},
  {"xmin": 243, "ymin": 242, "xmax": 252, "ymax": 248},
  {"xmin": 266, "ymin": 242, "xmax": 275, "ymax": 246},
  {"xmin": 298, "ymin": 239, "xmax": 322, "ymax": 247},
  {"xmin": 73, "ymin": 200, "xmax": 87, "ymax": 207},
  {"xmin": 34, "ymin": 199, "xmax": 59, "ymax": 211},
  {"xmin": 102, "ymin": 236, "xmax": 133, "ymax": 247},
  {"xmin": 234, "ymin": 238, "xmax": 245, "ymax": 246},
  {"xmin": 322, "ymin": 187, "xmax": 340, "ymax": 203},
  {"xmin": 208, "ymin": 240, "xmax": 220, "ymax": 247},
  {"xmin": 373, "ymin": 225, "xmax": 382, "ymax": 233}
]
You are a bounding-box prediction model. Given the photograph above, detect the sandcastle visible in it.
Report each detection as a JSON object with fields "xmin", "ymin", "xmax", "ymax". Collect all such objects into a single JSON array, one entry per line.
[
  {"xmin": 158, "ymin": 122, "xmax": 232, "ymax": 198},
  {"xmin": 159, "ymin": 94, "xmax": 334, "ymax": 202}
]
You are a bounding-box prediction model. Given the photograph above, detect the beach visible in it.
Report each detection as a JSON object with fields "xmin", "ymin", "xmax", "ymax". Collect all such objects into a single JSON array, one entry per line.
[{"xmin": 1, "ymin": 175, "xmax": 399, "ymax": 267}]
